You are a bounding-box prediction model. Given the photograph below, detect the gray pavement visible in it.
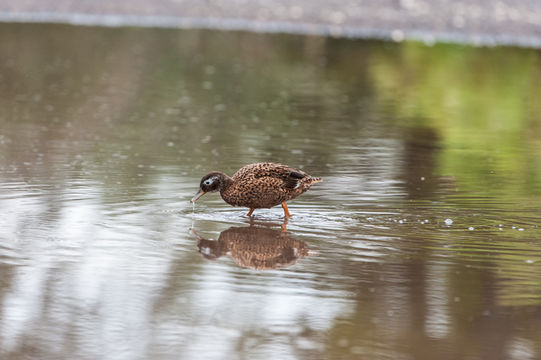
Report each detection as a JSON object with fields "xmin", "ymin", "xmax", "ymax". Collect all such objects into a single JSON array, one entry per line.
[{"xmin": 1, "ymin": 0, "xmax": 541, "ymax": 47}]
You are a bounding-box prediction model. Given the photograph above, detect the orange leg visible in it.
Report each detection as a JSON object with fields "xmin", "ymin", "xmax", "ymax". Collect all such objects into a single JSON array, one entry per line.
[
  {"xmin": 281, "ymin": 202, "xmax": 291, "ymax": 218},
  {"xmin": 246, "ymin": 208, "xmax": 254, "ymax": 217}
]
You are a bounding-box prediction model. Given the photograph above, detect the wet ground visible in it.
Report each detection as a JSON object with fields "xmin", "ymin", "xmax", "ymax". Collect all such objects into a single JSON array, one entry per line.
[{"xmin": 1, "ymin": 23, "xmax": 541, "ymax": 359}]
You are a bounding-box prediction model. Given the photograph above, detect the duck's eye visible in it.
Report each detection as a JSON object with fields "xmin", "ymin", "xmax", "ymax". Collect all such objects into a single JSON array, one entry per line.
[{"xmin": 204, "ymin": 179, "xmax": 213, "ymax": 186}]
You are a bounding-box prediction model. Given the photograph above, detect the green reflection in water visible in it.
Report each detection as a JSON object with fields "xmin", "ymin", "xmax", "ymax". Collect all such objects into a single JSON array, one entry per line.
[{"xmin": 370, "ymin": 41, "xmax": 541, "ymax": 196}]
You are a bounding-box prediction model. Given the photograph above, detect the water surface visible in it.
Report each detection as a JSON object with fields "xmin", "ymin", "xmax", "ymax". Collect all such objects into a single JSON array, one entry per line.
[{"xmin": 1, "ymin": 23, "xmax": 541, "ymax": 360}]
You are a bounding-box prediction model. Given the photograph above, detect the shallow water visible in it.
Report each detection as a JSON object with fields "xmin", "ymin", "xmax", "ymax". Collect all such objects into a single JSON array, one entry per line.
[{"xmin": 1, "ymin": 23, "xmax": 541, "ymax": 360}]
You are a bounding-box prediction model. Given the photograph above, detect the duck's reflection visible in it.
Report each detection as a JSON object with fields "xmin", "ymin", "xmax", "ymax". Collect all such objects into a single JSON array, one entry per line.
[{"xmin": 192, "ymin": 225, "xmax": 314, "ymax": 270}]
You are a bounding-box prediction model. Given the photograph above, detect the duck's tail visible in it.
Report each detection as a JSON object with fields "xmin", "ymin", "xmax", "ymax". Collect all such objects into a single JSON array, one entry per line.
[{"xmin": 302, "ymin": 177, "xmax": 322, "ymax": 190}]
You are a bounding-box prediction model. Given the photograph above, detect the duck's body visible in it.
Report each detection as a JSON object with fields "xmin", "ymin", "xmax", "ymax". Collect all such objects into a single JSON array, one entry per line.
[{"xmin": 191, "ymin": 162, "xmax": 322, "ymax": 217}]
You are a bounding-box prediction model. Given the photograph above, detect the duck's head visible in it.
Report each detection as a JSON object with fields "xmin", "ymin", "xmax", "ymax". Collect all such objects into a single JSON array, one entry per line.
[{"xmin": 191, "ymin": 172, "xmax": 227, "ymax": 202}]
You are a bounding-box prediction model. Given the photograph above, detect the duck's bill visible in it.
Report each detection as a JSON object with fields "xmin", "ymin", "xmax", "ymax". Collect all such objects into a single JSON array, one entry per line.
[{"xmin": 191, "ymin": 189, "xmax": 206, "ymax": 203}]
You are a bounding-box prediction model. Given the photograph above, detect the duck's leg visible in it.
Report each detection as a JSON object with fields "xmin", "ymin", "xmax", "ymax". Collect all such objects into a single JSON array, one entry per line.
[
  {"xmin": 246, "ymin": 208, "xmax": 254, "ymax": 217},
  {"xmin": 281, "ymin": 202, "xmax": 291, "ymax": 218}
]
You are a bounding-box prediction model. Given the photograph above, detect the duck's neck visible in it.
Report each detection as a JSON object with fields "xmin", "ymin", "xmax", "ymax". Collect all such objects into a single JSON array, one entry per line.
[{"xmin": 218, "ymin": 173, "xmax": 234, "ymax": 193}]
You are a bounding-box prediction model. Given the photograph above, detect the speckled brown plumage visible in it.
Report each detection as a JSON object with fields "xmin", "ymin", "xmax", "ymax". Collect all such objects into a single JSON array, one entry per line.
[{"xmin": 191, "ymin": 162, "xmax": 322, "ymax": 217}]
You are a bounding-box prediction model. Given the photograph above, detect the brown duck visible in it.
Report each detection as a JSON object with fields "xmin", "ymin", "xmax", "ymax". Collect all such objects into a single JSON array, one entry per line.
[{"xmin": 191, "ymin": 162, "xmax": 322, "ymax": 217}]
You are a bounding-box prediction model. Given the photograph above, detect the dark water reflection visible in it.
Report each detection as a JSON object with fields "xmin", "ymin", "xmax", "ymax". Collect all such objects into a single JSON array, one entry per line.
[{"xmin": 1, "ymin": 23, "xmax": 541, "ymax": 359}]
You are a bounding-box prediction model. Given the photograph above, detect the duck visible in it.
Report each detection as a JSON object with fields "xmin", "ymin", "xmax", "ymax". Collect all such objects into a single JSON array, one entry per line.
[{"xmin": 191, "ymin": 162, "xmax": 322, "ymax": 217}]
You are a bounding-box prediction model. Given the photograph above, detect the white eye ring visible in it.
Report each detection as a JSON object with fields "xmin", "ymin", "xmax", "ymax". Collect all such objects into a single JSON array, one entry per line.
[{"xmin": 204, "ymin": 179, "xmax": 213, "ymax": 186}]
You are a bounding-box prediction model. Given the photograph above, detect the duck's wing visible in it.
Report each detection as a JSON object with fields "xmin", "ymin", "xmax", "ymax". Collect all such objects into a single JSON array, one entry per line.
[
  {"xmin": 283, "ymin": 169, "xmax": 307, "ymax": 189},
  {"xmin": 255, "ymin": 163, "xmax": 308, "ymax": 190},
  {"xmin": 233, "ymin": 163, "xmax": 308, "ymax": 189}
]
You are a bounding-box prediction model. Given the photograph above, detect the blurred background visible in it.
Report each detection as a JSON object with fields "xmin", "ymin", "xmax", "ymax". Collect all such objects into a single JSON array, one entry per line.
[{"xmin": 1, "ymin": 2, "xmax": 541, "ymax": 360}]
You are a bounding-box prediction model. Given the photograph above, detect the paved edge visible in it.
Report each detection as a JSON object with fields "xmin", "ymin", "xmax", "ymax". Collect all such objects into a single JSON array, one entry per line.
[{"xmin": 1, "ymin": 12, "xmax": 540, "ymax": 48}]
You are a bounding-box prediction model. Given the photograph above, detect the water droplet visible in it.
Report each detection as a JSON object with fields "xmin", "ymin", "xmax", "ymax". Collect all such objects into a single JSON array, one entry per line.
[
  {"xmin": 165, "ymin": 108, "xmax": 181, "ymax": 115},
  {"xmin": 468, "ymin": 226, "xmax": 474, "ymax": 231},
  {"xmin": 391, "ymin": 29, "xmax": 404, "ymax": 42},
  {"xmin": 204, "ymin": 65, "xmax": 216, "ymax": 75}
]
